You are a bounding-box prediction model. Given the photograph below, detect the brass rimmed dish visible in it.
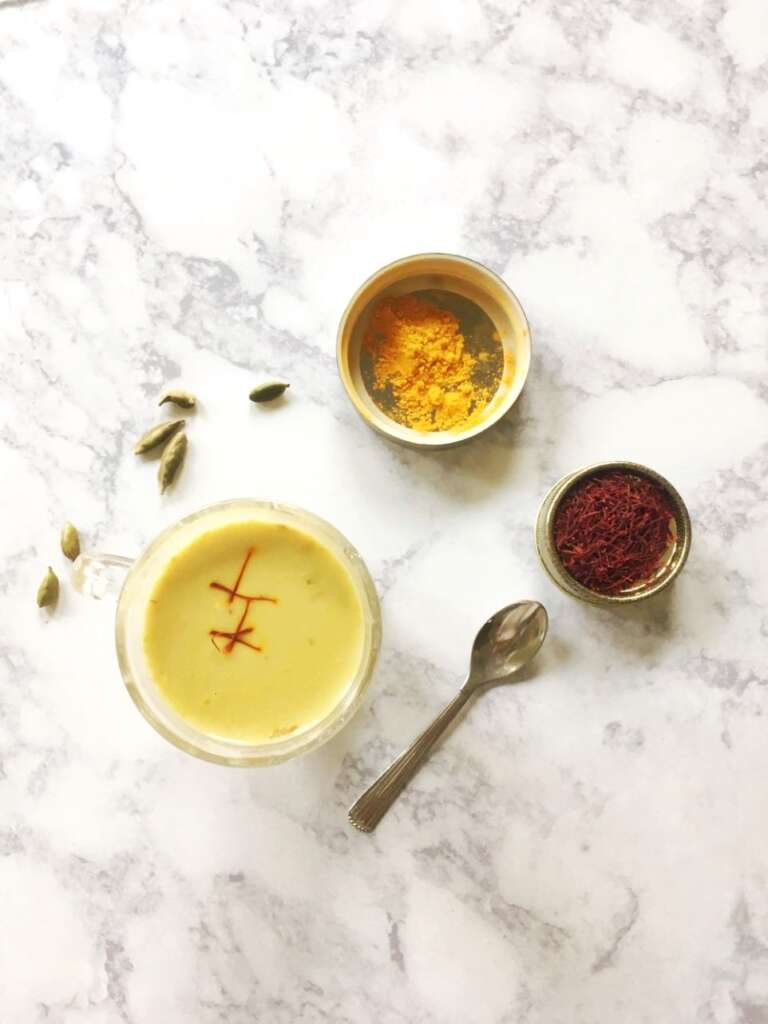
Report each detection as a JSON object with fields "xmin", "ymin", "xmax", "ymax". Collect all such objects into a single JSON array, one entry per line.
[
  {"xmin": 535, "ymin": 461, "xmax": 692, "ymax": 606},
  {"xmin": 337, "ymin": 253, "xmax": 531, "ymax": 449}
]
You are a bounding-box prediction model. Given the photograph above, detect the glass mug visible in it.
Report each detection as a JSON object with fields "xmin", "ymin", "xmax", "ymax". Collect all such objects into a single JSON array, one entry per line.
[{"xmin": 74, "ymin": 500, "xmax": 381, "ymax": 766}]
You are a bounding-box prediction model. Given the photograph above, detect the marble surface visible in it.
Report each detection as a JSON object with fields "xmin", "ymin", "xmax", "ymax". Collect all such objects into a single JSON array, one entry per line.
[{"xmin": 2, "ymin": 0, "xmax": 768, "ymax": 1020}]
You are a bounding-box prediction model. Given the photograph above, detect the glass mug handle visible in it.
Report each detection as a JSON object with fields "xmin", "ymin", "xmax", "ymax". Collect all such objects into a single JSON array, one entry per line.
[{"xmin": 72, "ymin": 553, "xmax": 134, "ymax": 600}]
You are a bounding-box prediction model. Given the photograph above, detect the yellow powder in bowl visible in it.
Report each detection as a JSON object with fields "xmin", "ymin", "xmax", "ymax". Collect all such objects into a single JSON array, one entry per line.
[{"xmin": 363, "ymin": 294, "xmax": 499, "ymax": 432}]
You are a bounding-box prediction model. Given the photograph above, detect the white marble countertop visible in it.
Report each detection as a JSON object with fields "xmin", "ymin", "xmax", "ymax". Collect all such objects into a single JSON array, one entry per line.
[{"xmin": 2, "ymin": 1, "xmax": 768, "ymax": 1021}]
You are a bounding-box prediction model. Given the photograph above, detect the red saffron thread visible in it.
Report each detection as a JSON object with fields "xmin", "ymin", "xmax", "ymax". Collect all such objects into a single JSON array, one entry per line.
[
  {"xmin": 553, "ymin": 471, "xmax": 675, "ymax": 595},
  {"xmin": 208, "ymin": 547, "xmax": 277, "ymax": 654}
]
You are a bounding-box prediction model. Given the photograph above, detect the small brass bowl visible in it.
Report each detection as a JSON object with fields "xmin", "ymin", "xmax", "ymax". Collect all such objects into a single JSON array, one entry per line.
[
  {"xmin": 535, "ymin": 461, "xmax": 692, "ymax": 606},
  {"xmin": 337, "ymin": 253, "xmax": 531, "ymax": 449}
]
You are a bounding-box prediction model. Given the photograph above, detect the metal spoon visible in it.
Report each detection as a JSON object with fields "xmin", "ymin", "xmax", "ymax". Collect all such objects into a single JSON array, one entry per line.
[{"xmin": 348, "ymin": 601, "xmax": 549, "ymax": 832}]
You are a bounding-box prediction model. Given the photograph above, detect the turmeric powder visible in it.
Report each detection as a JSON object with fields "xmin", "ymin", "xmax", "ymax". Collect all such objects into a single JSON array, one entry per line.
[{"xmin": 364, "ymin": 294, "xmax": 497, "ymax": 432}]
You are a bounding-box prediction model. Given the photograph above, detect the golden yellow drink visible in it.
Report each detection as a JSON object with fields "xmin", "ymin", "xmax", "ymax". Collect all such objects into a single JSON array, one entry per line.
[{"xmin": 143, "ymin": 519, "xmax": 365, "ymax": 743}]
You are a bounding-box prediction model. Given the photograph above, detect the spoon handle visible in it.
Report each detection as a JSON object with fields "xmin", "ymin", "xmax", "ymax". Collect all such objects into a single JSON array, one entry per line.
[{"xmin": 348, "ymin": 686, "xmax": 473, "ymax": 833}]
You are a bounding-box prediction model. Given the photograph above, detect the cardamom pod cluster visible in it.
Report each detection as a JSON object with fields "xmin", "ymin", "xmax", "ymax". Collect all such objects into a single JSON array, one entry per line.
[{"xmin": 38, "ymin": 375, "xmax": 291, "ymax": 609}]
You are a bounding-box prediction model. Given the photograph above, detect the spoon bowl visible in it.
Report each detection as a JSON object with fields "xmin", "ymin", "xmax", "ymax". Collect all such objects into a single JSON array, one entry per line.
[{"xmin": 469, "ymin": 601, "xmax": 549, "ymax": 686}]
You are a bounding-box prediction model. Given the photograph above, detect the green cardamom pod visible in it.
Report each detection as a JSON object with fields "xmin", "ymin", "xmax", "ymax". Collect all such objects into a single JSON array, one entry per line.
[
  {"xmin": 158, "ymin": 431, "xmax": 188, "ymax": 494},
  {"xmin": 249, "ymin": 380, "xmax": 290, "ymax": 403},
  {"xmin": 159, "ymin": 389, "xmax": 196, "ymax": 410},
  {"xmin": 37, "ymin": 566, "xmax": 59, "ymax": 608},
  {"xmin": 134, "ymin": 418, "xmax": 185, "ymax": 455},
  {"xmin": 60, "ymin": 522, "xmax": 81, "ymax": 561}
]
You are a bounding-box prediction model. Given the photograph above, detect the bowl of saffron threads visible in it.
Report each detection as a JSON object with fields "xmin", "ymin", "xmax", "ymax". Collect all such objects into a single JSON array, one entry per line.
[{"xmin": 535, "ymin": 461, "xmax": 692, "ymax": 606}]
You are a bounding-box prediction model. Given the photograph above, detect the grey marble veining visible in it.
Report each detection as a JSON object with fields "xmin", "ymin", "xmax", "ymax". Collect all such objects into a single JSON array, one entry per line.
[{"xmin": 1, "ymin": 0, "xmax": 768, "ymax": 1021}]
